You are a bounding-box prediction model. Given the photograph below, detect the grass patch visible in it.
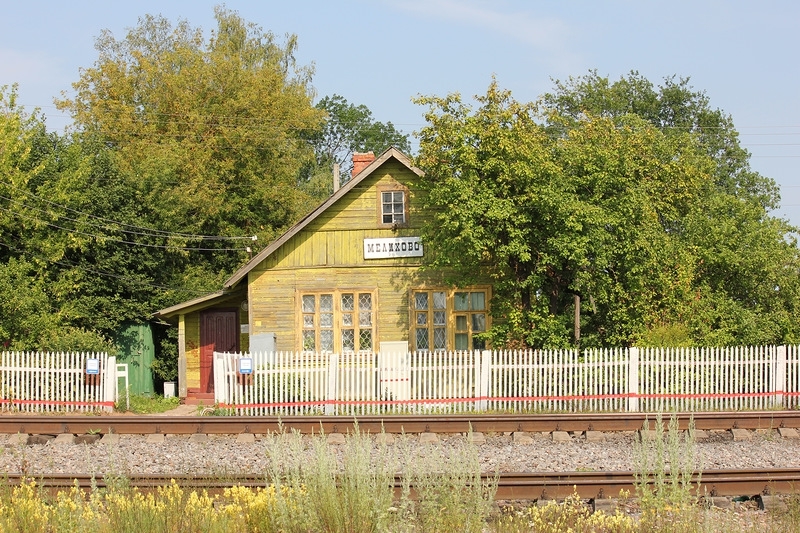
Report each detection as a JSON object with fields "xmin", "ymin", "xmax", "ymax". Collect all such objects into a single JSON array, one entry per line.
[{"xmin": 116, "ymin": 393, "xmax": 180, "ymax": 414}]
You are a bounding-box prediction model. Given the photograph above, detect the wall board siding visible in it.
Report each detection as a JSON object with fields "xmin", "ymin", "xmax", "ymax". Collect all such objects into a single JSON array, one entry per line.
[
  {"xmin": 316, "ymin": 166, "xmax": 428, "ymax": 230},
  {"xmin": 249, "ymin": 166, "xmax": 429, "ymax": 276},
  {"xmin": 185, "ymin": 313, "xmax": 200, "ymax": 390},
  {"xmin": 263, "ymin": 228, "xmax": 427, "ymax": 269},
  {"xmin": 249, "ymin": 266, "xmax": 406, "ymax": 352},
  {"xmin": 248, "ymin": 265, "xmax": 460, "ymax": 352}
]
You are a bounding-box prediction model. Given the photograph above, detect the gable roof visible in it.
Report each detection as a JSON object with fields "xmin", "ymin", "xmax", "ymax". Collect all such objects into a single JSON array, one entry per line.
[{"xmin": 223, "ymin": 147, "xmax": 423, "ymax": 289}]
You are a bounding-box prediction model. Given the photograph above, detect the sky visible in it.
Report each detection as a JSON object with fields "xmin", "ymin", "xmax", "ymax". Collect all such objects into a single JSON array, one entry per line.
[{"xmin": 2, "ymin": 0, "xmax": 799, "ymax": 226}]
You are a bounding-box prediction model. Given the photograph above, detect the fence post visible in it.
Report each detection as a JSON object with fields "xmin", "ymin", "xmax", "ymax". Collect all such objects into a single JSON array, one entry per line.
[
  {"xmin": 775, "ymin": 345, "xmax": 787, "ymax": 409},
  {"xmin": 627, "ymin": 347, "xmax": 639, "ymax": 412},
  {"xmin": 213, "ymin": 352, "xmax": 226, "ymax": 406},
  {"xmin": 326, "ymin": 353, "xmax": 339, "ymax": 415},
  {"xmin": 104, "ymin": 355, "xmax": 116, "ymax": 413},
  {"xmin": 477, "ymin": 350, "xmax": 491, "ymax": 411}
]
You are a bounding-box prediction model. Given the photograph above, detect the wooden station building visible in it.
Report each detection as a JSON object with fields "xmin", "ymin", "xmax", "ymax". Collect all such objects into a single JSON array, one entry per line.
[{"xmin": 156, "ymin": 148, "xmax": 493, "ymax": 402}]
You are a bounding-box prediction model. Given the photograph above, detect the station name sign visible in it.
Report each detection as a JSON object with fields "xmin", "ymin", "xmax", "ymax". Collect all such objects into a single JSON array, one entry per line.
[{"xmin": 364, "ymin": 237, "xmax": 423, "ymax": 259}]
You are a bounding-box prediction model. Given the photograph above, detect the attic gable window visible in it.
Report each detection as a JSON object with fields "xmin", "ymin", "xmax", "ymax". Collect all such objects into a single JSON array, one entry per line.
[{"xmin": 381, "ymin": 191, "xmax": 405, "ymax": 225}]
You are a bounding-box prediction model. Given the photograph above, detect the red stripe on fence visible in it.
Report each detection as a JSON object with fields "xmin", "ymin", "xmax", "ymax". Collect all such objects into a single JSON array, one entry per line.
[
  {"xmin": 0, "ymin": 399, "xmax": 115, "ymax": 408},
  {"xmin": 221, "ymin": 390, "xmax": 800, "ymax": 411}
]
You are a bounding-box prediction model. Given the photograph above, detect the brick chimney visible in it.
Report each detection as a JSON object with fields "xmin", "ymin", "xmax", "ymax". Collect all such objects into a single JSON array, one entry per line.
[{"xmin": 352, "ymin": 151, "xmax": 375, "ymax": 177}]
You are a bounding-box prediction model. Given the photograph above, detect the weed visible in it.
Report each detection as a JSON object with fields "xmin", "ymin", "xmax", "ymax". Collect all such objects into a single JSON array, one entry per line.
[
  {"xmin": 634, "ymin": 412, "xmax": 700, "ymax": 527},
  {"xmin": 117, "ymin": 393, "xmax": 180, "ymax": 414},
  {"xmin": 397, "ymin": 432, "xmax": 498, "ymax": 533},
  {"xmin": 199, "ymin": 403, "xmax": 236, "ymax": 416}
]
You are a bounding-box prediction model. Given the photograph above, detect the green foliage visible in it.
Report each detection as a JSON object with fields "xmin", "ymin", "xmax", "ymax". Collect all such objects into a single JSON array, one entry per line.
[
  {"xmin": 151, "ymin": 326, "xmax": 179, "ymax": 382},
  {"xmin": 0, "ymin": 257, "xmax": 57, "ymax": 350},
  {"xmin": 298, "ymin": 94, "xmax": 412, "ymax": 204},
  {"xmin": 56, "ymin": 6, "xmax": 325, "ymax": 277},
  {"xmin": 542, "ymin": 70, "xmax": 781, "ymax": 211},
  {"xmin": 414, "ymin": 73, "xmax": 800, "ymax": 349},
  {"xmin": 637, "ymin": 323, "xmax": 693, "ymax": 348},
  {"xmin": 0, "ymin": 95, "xmax": 172, "ymax": 351}
]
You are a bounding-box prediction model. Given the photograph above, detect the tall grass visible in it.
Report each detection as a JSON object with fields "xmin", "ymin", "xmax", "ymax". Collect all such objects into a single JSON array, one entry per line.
[
  {"xmin": 261, "ymin": 424, "xmax": 395, "ymax": 532},
  {"xmin": 633, "ymin": 412, "xmax": 699, "ymax": 511},
  {"xmin": 260, "ymin": 424, "xmax": 497, "ymax": 532},
  {"xmin": 1, "ymin": 421, "xmax": 799, "ymax": 532},
  {"xmin": 399, "ymin": 430, "xmax": 497, "ymax": 532}
]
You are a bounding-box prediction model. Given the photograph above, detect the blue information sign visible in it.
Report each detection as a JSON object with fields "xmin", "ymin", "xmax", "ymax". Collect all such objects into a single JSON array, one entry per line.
[
  {"xmin": 239, "ymin": 357, "xmax": 253, "ymax": 375},
  {"xmin": 86, "ymin": 358, "xmax": 100, "ymax": 375}
]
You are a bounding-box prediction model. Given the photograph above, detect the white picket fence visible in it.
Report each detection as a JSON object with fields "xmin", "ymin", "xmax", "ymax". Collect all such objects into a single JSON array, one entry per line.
[
  {"xmin": 0, "ymin": 352, "xmax": 118, "ymax": 413},
  {"xmin": 214, "ymin": 345, "xmax": 800, "ymax": 416}
]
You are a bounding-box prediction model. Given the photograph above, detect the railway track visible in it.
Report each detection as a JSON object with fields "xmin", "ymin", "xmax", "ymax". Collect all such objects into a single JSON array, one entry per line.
[
  {"xmin": 1, "ymin": 410, "xmax": 798, "ymax": 435},
  {"xmin": 6, "ymin": 469, "xmax": 800, "ymax": 502},
  {"xmin": 3, "ymin": 411, "xmax": 799, "ymax": 502}
]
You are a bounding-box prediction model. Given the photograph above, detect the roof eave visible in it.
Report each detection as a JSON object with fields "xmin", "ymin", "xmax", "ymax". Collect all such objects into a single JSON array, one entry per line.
[{"xmin": 155, "ymin": 289, "xmax": 238, "ymax": 319}]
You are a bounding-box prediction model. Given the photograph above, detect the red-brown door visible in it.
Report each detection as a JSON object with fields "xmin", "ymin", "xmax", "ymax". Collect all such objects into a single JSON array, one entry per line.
[{"xmin": 200, "ymin": 310, "xmax": 239, "ymax": 394}]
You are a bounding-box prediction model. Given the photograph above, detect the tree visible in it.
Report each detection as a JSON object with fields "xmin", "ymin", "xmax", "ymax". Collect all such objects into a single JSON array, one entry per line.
[
  {"xmin": 541, "ymin": 70, "xmax": 780, "ymax": 211},
  {"xmin": 56, "ymin": 7, "xmax": 325, "ymax": 279},
  {"xmin": 0, "ymin": 86, "xmax": 120, "ymax": 350},
  {"xmin": 305, "ymin": 95, "xmax": 411, "ymax": 186},
  {"xmin": 2, "ymin": 6, "xmax": 328, "ymax": 356},
  {"xmin": 414, "ymin": 75, "xmax": 800, "ymax": 348},
  {"xmin": 2, "ymin": 8, "xmax": 413, "ymax": 370}
]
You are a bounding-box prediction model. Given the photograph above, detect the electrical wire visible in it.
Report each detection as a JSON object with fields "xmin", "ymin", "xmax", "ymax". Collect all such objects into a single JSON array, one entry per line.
[
  {"xmin": 5, "ymin": 210, "xmax": 251, "ymax": 252},
  {"xmin": 0, "ymin": 240, "xmax": 211, "ymax": 296},
  {"xmin": 0, "ymin": 181, "xmax": 257, "ymax": 241}
]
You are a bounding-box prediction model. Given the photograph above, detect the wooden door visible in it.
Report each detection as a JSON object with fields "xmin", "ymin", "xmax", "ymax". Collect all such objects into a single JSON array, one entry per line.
[{"xmin": 200, "ymin": 310, "xmax": 239, "ymax": 394}]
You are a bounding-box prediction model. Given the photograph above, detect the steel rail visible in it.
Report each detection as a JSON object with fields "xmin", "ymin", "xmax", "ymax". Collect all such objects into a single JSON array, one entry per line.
[
  {"xmin": 7, "ymin": 469, "xmax": 800, "ymax": 501},
  {"xmin": 493, "ymin": 469, "xmax": 800, "ymax": 500},
  {"xmin": 0, "ymin": 411, "xmax": 798, "ymax": 435}
]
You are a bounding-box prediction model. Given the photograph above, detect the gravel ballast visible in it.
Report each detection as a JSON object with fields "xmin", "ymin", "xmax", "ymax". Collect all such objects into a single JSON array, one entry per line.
[{"xmin": 0, "ymin": 429, "xmax": 798, "ymax": 477}]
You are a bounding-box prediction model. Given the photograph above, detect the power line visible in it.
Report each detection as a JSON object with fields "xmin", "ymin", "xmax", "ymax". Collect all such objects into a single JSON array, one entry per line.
[
  {"xmin": 6, "ymin": 210, "xmax": 251, "ymax": 252},
  {"xmin": 0, "ymin": 193, "xmax": 256, "ymax": 243},
  {"xmin": 0, "ymin": 240, "xmax": 211, "ymax": 296},
  {"xmin": 13, "ymin": 102, "xmax": 800, "ymax": 154},
  {"xmin": 0, "ymin": 180, "xmax": 257, "ymax": 242},
  {"xmin": 16, "ymin": 98, "xmax": 800, "ymax": 131}
]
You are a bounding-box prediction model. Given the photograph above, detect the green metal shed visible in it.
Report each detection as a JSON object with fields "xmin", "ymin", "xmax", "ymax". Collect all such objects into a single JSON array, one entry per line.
[{"xmin": 115, "ymin": 322, "xmax": 156, "ymax": 396}]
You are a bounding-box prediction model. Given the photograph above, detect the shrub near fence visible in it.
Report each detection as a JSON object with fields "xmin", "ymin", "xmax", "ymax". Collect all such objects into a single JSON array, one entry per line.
[
  {"xmin": 214, "ymin": 345, "xmax": 800, "ymax": 416},
  {"xmin": 0, "ymin": 351, "xmax": 116, "ymax": 412}
]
